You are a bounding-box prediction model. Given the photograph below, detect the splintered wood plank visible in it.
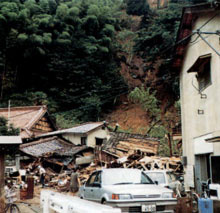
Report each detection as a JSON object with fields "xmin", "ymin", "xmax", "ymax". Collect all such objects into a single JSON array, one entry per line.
[{"xmin": 116, "ymin": 140, "xmax": 159, "ymax": 154}]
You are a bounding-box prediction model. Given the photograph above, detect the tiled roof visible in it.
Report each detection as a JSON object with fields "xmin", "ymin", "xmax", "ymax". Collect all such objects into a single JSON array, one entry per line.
[
  {"xmin": 19, "ymin": 136, "xmax": 89, "ymax": 157},
  {"xmin": 0, "ymin": 105, "xmax": 54, "ymax": 138},
  {"xmin": 39, "ymin": 122, "xmax": 104, "ymax": 137}
]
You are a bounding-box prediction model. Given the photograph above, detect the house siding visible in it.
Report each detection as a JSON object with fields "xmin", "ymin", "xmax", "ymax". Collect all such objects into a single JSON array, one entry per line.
[
  {"xmin": 87, "ymin": 128, "xmax": 109, "ymax": 147},
  {"xmin": 63, "ymin": 133, "xmax": 82, "ymax": 146}
]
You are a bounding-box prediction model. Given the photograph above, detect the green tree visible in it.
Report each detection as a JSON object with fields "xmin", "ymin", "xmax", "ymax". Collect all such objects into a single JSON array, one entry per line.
[
  {"xmin": 129, "ymin": 86, "xmax": 160, "ymax": 121},
  {"xmin": 0, "ymin": 116, "xmax": 19, "ymax": 136},
  {"xmin": 125, "ymin": 0, "xmax": 150, "ymax": 16},
  {"xmin": 0, "ymin": 0, "xmax": 127, "ymax": 125},
  {"xmin": 133, "ymin": 2, "xmax": 183, "ymax": 102},
  {"xmin": 129, "ymin": 85, "xmax": 161, "ymax": 133}
]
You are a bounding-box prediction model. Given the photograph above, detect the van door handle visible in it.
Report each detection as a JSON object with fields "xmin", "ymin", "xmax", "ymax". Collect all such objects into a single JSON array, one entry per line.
[{"xmin": 91, "ymin": 189, "xmax": 93, "ymax": 192}]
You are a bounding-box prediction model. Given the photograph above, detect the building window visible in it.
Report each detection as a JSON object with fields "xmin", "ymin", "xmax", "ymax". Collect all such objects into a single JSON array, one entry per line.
[
  {"xmin": 96, "ymin": 138, "xmax": 103, "ymax": 146},
  {"xmin": 197, "ymin": 60, "xmax": 211, "ymax": 92},
  {"xmin": 187, "ymin": 54, "xmax": 211, "ymax": 92},
  {"xmin": 81, "ymin": 137, "xmax": 87, "ymax": 145}
]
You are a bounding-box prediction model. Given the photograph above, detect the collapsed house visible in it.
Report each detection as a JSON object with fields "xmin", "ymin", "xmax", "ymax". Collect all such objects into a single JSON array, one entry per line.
[
  {"xmin": 95, "ymin": 132, "xmax": 160, "ymax": 162},
  {"xmin": 93, "ymin": 132, "xmax": 183, "ymax": 174},
  {"xmin": 0, "ymin": 105, "xmax": 183, "ymax": 193},
  {"xmin": 38, "ymin": 121, "xmax": 109, "ymax": 148},
  {"xmin": 19, "ymin": 136, "xmax": 94, "ymax": 174}
]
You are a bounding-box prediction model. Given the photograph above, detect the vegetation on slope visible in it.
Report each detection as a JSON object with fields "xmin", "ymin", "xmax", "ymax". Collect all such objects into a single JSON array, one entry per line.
[
  {"xmin": 0, "ymin": 0, "xmax": 127, "ymax": 126},
  {"xmin": 0, "ymin": 0, "xmax": 207, "ymax": 144}
]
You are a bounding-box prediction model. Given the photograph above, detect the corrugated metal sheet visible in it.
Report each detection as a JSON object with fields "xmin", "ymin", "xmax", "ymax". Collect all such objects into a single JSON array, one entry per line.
[{"xmin": 38, "ymin": 122, "xmax": 104, "ymax": 137}]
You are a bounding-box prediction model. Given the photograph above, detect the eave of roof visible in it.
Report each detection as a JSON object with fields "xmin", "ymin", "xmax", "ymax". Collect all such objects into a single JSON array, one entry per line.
[
  {"xmin": 0, "ymin": 105, "xmax": 46, "ymax": 112},
  {"xmin": 0, "ymin": 136, "xmax": 22, "ymax": 144},
  {"xmin": 187, "ymin": 53, "xmax": 211, "ymax": 73},
  {"xmin": 36, "ymin": 122, "xmax": 105, "ymax": 138}
]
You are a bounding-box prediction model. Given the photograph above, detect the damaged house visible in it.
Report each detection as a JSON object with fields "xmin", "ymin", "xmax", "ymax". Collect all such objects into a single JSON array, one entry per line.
[
  {"xmin": 96, "ymin": 132, "xmax": 160, "ymax": 163},
  {"xmin": 19, "ymin": 136, "xmax": 93, "ymax": 174},
  {"xmin": 18, "ymin": 121, "xmax": 109, "ymax": 171},
  {"xmin": 0, "ymin": 107, "xmax": 109, "ymax": 172},
  {"xmin": 38, "ymin": 122, "xmax": 109, "ymax": 148},
  {"xmin": 94, "ymin": 132, "xmax": 182, "ymax": 172}
]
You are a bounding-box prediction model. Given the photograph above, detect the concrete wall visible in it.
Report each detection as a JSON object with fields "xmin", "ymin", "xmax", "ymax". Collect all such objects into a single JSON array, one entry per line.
[
  {"xmin": 62, "ymin": 127, "xmax": 109, "ymax": 147},
  {"xmin": 180, "ymin": 12, "xmax": 220, "ymax": 188}
]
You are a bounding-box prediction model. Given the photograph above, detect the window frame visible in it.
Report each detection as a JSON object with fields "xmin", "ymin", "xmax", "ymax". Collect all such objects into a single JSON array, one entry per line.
[
  {"xmin": 81, "ymin": 137, "xmax": 87, "ymax": 146},
  {"xmin": 197, "ymin": 59, "xmax": 212, "ymax": 92},
  {"xmin": 95, "ymin": 137, "xmax": 104, "ymax": 146}
]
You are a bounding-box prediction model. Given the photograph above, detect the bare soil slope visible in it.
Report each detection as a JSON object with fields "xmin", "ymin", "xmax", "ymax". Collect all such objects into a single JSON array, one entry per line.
[{"xmin": 106, "ymin": 103, "xmax": 149, "ymax": 134}]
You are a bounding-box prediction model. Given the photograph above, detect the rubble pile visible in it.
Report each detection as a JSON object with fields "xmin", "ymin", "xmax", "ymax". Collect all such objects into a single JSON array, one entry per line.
[
  {"xmin": 7, "ymin": 151, "xmax": 182, "ymax": 195},
  {"xmin": 5, "ymin": 131, "xmax": 182, "ymax": 198},
  {"xmin": 97, "ymin": 154, "xmax": 183, "ymax": 173}
]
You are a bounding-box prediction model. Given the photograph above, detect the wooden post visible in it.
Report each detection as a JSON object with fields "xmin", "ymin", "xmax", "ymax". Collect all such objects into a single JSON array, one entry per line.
[{"xmin": 0, "ymin": 152, "xmax": 5, "ymax": 212}]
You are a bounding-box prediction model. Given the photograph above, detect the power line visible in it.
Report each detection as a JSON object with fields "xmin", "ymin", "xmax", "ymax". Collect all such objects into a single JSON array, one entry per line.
[
  {"xmin": 55, "ymin": 85, "xmax": 129, "ymax": 102},
  {"xmin": 161, "ymin": 12, "xmax": 220, "ymax": 55},
  {"xmin": 56, "ymin": 90, "xmax": 129, "ymax": 113},
  {"xmin": 197, "ymin": 12, "xmax": 219, "ymax": 31}
]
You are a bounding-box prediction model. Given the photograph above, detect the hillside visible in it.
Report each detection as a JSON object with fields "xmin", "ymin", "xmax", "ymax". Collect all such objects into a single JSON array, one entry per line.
[
  {"xmin": 0, "ymin": 0, "xmax": 187, "ymax": 138},
  {"xmin": 106, "ymin": 9, "xmax": 180, "ymax": 134}
]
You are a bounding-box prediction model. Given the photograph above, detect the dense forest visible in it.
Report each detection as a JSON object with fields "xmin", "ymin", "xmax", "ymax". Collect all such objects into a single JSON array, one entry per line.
[{"xmin": 0, "ymin": 0, "xmax": 208, "ymax": 129}]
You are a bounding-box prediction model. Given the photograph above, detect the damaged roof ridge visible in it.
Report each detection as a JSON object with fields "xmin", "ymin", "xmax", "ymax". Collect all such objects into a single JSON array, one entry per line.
[
  {"xmin": 25, "ymin": 107, "xmax": 46, "ymax": 129},
  {"xmin": 110, "ymin": 132, "xmax": 160, "ymax": 141},
  {"xmin": 70, "ymin": 121, "xmax": 104, "ymax": 128}
]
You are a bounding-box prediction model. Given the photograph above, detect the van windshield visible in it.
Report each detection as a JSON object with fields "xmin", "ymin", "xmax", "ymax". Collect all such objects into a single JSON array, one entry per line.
[
  {"xmin": 102, "ymin": 169, "xmax": 154, "ymax": 185},
  {"xmin": 146, "ymin": 172, "xmax": 166, "ymax": 184}
]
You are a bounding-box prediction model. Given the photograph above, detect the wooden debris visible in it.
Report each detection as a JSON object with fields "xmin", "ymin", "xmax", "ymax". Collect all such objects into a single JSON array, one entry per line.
[{"xmin": 16, "ymin": 145, "xmax": 183, "ymax": 195}]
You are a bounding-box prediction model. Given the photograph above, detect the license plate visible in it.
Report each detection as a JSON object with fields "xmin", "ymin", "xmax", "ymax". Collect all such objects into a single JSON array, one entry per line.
[{"xmin": 141, "ymin": 204, "xmax": 156, "ymax": 212}]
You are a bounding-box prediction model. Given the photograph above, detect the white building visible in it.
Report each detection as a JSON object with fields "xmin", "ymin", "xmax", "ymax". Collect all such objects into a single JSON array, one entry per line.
[{"xmin": 175, "ymin": 2, "xmax": 220, "ymax": 193}]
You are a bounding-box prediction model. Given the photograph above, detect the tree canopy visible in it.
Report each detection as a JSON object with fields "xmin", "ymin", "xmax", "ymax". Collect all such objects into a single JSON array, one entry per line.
[
  {"xmin": 0, "ymin": 0, "xmax": 127, "ymax": 126},
  {"xmin": 0, "ymin": 0, "xmax": 205, "ymax": 130}
]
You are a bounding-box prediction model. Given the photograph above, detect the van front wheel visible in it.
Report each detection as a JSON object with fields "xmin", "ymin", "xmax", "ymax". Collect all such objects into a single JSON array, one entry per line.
[{"xmin": 101, "ymin": 199, "xmax": 106, "ymax": 204}]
